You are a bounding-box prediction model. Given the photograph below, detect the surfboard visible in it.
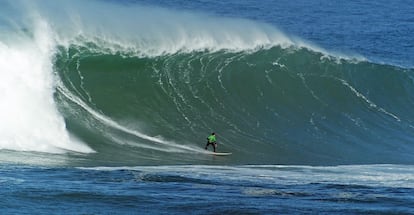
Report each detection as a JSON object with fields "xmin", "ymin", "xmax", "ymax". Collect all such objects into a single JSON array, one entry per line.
[{"xmin": 207, "ymin": 152, "xmax": 232, "ymax": 156}]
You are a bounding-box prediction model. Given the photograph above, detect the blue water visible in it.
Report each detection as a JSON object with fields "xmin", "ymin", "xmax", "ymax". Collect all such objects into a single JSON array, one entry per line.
[
  {"xmin": 1, "ymin": 165, "xmax": 414, "ymax": 214},
  {"xmin": 1, "ymin": 0, "xmax": 414, "ymax": 214}
]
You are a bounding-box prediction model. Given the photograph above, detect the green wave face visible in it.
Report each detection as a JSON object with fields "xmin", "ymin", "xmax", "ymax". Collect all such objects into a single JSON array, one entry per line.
[{"xmin": 54, "ymin": 44, "xmax": 414, "ymax": 165}]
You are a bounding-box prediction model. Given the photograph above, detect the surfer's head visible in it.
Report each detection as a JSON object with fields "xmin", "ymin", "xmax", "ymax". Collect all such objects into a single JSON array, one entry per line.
[{"xmin": 212, "ymin": 132, "xmax": 215, "ymax": 135}]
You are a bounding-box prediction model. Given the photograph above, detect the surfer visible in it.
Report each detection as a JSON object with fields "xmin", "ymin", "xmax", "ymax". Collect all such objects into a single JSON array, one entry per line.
[{"xmin": 205, "ymin": 132, "xmax": 217, "ymax": 152}]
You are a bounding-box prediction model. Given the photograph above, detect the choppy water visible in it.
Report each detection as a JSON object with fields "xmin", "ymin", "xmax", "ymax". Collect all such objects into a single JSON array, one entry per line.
[{"xmin": 1, "ymin": 164, "xmax": 413, "ymax": 214}]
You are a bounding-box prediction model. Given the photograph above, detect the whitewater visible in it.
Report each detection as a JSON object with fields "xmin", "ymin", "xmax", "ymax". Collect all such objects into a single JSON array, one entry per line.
[{"xmin": 0, "ymin": 0, "xmax": 414, "ymax": 214}]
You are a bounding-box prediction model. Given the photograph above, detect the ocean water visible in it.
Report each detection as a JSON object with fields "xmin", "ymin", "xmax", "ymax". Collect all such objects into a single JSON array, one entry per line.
[{"xmin": 0, "ymin": 0, "xmax": 414, "ymax": 214}]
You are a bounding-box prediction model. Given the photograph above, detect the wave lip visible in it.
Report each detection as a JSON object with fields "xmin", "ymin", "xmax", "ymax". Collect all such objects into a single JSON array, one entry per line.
[{"xmin": 4, "ymin": 0, "xmax": 301, "ymax": 55}]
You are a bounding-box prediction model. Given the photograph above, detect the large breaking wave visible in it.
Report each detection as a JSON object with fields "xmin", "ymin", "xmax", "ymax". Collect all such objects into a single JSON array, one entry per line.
[{"xmin": 1, "ymin": 0, "xmax": 413, "ymax": 165}]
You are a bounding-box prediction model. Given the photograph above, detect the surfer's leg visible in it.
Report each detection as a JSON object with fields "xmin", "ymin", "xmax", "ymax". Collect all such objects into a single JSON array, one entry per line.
[{"xmin": 212, "ymin": 143, "xmax": 216, "ymax": 152}]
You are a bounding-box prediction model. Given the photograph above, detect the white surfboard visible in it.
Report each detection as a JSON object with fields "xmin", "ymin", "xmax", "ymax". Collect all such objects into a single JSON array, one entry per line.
[{"xmin": 207, "ymin": 152, "xmax": 232, "ymax": 156}]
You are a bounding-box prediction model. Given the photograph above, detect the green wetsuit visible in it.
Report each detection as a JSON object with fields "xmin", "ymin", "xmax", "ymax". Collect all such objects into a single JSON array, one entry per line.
[
  {"xmin": 207, "ymin": 135, "xmax": 216, "ymax": 143},
  {"xmin": 205, "ymin": 134, "xmax": 217, "ymax": 152}
]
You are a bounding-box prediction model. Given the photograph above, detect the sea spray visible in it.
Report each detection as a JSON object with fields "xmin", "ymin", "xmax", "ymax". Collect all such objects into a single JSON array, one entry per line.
[{"xmin": 0, "ymin": 20, "xmax": 93, "ymax": 153}]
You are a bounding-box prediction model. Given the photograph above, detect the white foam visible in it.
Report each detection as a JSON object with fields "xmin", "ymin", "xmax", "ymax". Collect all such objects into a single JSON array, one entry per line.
[{"xmin": 0, "ymin": 20, "xmax": 94, "ymax": 154}]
